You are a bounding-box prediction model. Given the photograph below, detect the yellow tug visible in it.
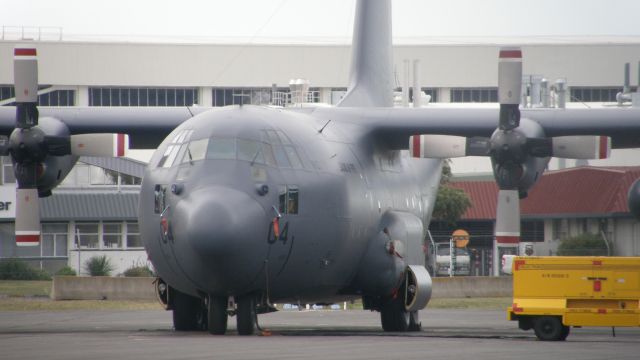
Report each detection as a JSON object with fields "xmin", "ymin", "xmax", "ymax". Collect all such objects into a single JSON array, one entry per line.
[{"xmin": 503, "ymin": 256, "xmax": 640, "ymax": 341}]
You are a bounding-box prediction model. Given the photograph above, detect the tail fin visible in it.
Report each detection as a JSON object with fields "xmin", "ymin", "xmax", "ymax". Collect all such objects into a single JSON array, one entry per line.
[{"xmin": 337, "ymin": 0, "xmax": 393, "ymax": 108}]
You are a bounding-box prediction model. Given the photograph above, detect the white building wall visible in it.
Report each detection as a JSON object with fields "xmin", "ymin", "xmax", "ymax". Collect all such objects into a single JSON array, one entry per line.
[
  {"xmin": 1, "ymin": 41, "xmax": 640, "ymax": 88},
  {"xmin": 68, "ymin": 249, "xmax": 149, "ymax": 276}
]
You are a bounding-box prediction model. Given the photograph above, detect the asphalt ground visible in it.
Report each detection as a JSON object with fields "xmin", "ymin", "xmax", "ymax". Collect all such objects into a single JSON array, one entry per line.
[{"xmin": 0, "ymin": 308, "xmax": 638, "ymax": 360}]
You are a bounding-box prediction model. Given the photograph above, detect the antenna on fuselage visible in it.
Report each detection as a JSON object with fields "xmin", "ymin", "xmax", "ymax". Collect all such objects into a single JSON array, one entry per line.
[{"xmin": 318, "ymin": 119, "xmax": 331, "ymax": 134}]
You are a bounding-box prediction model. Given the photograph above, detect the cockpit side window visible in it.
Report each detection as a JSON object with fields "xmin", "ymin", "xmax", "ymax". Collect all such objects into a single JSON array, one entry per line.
[{"xmin": 157, "ymin": 129, "xmax": 193, "ymax": 168}]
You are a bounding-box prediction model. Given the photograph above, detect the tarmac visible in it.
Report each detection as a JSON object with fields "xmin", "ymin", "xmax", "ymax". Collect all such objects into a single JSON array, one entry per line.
[{"xmin": 0, "ymin": 308, "xmax": 638, "ymax": 360}]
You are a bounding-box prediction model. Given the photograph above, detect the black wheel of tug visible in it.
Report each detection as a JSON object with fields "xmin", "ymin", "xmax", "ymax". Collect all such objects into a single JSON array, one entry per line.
[
  {"xmin": 207, "ymin": 295, "xmax": 228, "ymax": 335},
  {"xmin": 559, "ymin": 324, "xmax": 571, "ymax": 341},
  {"xmin": 380, "ymin": 295, "xmax": 409, "ymax": 332},
  {"xmin": 533, "ymin": 316, "xmax": 566, "ymax": 341},
  {"xmin": 172, "ymin": 290, "xmax": 206, "ymax": 331},
  {"xmin": 236, "ymin": 295, "xmax": 257, "ymax": 335}
]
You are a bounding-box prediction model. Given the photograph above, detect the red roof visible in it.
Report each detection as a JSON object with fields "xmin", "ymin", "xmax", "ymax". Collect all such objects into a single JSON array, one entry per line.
[{"xmin": 450, "ymin": 166, "xmax": 640, "ymax": 220}]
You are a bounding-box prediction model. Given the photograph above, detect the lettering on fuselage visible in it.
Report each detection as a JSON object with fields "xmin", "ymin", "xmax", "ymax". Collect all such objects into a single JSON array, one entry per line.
[{"xmin": 339, "ymin": 162, "xmax": 357, "ymax": 173}]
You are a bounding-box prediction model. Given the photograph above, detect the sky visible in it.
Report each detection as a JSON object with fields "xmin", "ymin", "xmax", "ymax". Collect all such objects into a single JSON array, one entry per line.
[{"xmin": 2, "ymin": 0, "xmax": 640, "ymax": 43}]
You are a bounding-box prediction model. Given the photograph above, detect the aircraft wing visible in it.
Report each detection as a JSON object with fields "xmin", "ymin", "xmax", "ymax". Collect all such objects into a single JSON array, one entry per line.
[
  {"xmin": 0, "ymin": 106, "xmax": 207, "ymax": 148},
  {"xmin": 312, "ymin": 107, "xmax": 640, "ymax": 150}
]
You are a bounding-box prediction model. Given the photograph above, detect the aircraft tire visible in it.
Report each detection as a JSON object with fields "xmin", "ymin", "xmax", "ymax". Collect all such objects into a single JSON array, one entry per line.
[
  {"xmin": 172, "ymin": 290, "xmax": 206, "ymax": 331},
  {"xmin": 236, "ymin": 295, "xmax": 256, "ymax": 335},
  {"xmin": 533, "ymin": 316, "xmax": 566, "ymax": 341},
  {"xmin": 207, "ymin": 295, "xmax": 228, "ymax": 335},
  {"xmin": 380, "ymin": 295, "xmax": 409, "ymax": 332}
]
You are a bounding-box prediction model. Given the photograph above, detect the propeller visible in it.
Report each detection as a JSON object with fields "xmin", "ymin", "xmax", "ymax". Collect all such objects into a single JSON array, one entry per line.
[
  {"xmin": 6, "ymin": 48, "xmax": 127, "ymax": 246},
  {"xmin": 409, "ymin": 47, "xmax": 612, "ymax": 245}
]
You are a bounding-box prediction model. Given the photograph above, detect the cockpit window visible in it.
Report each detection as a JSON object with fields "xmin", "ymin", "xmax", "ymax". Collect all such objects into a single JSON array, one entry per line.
[
  {"xmin": 284, "ymin": 146, "xmax": 303, "ymax": 168},
  {"xmin": 181, "ymin": 138, "xmax": 209, "ymax": 164},
  {"xmin": 237, "ymin": 139, "xmax": 265, "ymax": 163},
  {"xmin": 207, "ymin": 138, "xmax": 236, "ymax": 160},
  {"xmin": 272, "ymin": 146, "xmax": 290, "ymax": 167}
]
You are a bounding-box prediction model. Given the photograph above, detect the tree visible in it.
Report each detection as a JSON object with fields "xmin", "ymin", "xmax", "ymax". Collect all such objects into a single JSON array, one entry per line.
[
  {"xmin": 432, "ymin": 160, "xmax": 472, "ymax": 225},
  {"xmin": 557, "ymin": 233, "xmax": 609, "ymax": 256}
]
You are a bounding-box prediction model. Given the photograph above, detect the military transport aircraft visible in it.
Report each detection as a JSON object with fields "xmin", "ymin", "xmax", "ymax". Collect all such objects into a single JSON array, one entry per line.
[{"xmin": 2, "ymin": 0, "xmax": 640, "ymax": 335}]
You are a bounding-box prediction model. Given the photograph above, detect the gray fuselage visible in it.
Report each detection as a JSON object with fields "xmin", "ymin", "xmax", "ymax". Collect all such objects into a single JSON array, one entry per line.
[{"xmin": 140, "ymin": 105, "xmax": 442, "ymax": 304}]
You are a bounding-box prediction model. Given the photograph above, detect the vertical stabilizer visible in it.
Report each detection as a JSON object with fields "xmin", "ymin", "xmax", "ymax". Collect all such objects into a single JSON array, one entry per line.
[{"xmin": 337, "ymin": 0, "xmax": 393, "ymax": 108}]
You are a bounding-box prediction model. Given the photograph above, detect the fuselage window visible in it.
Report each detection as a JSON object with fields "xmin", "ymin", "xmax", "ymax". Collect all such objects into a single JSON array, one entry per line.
[
  {"xmin": 206, "ymin": 138, "xmax": 236, "ymax": 160},
  {"xmin": 278, "ymin": 185, "xmax": 299, "ymax": 215}
]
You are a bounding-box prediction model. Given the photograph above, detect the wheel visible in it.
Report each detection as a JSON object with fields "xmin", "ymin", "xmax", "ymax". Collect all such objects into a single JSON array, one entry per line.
[
  {"xmin": 533, "ymin": 316, "xmax": 565, "ymax": 341},
  {"xmin": 559, "ymin": 325, "xmax": 571, "ymax": 341},
  {"xmin": 207, "ymin": 295, "xmax": 228, "ymax": 335},
  {"xmin": 380, "ymin": 295, "xmax": 409, "ymax": 332},
  {"xmin": 172, "ymin": 290, "xmax": 207, "ymax": 331},
  {"xmin": 236, "ymin": 295, "xmax": 257, "ymax": 335}
]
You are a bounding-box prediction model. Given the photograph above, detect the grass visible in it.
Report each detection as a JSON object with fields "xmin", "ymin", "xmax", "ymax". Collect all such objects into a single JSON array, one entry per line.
[
  {"xmin": 0, "ymin": 280, "xmax": 52, "ymax": 297},
  {"xmin": 0, "ymin": 298, "xmax": 163, "ymax": 311}
]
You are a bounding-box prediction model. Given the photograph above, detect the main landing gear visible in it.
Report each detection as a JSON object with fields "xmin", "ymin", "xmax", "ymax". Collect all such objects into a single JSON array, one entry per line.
[{"xmin": 167, "ymin": 288, "xmax": 259, "ymax": 335}]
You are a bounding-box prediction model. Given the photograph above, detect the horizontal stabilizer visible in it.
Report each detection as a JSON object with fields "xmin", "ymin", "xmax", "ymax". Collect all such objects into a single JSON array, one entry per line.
[{"xmin": 70, "ymin": 133, "xmax": 128, "ymax": 157}]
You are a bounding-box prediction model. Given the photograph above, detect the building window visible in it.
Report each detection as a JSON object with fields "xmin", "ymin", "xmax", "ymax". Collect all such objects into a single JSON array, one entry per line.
[
  {"xmin": 76, "ymin": 223, "xmax": 99, "ymax": 249},
  {"xmin": 570, "ymin": 87, "xmax": 622, "ymax": 103},
  {"xmin": 126, "ymin": 222, "xmax": 142, "ymax": 248},
  {"xmin": 89, "ymin": 87, "xmax": 198, "ymax": 107},
  {"xmin": 0, "ymin": 85, "xmax": 74, "ymax": 106},
  {"xmin": 61, "ymin": 163, "xmax": 141, "ymax": 187},
  {"xmin": 41, "ymin": 223, "xmax": 68, "ymax": 257},
  {"xmin": 521, "ymin": 220, "xmax": 544, "ymax": 242},
  {"xmin": 102, "ymin": 223, "xmax": 122, "ymax": 249},
  {"xmin": 450, "ymin": 88, "xmax": 498, "ymax": 103},
  {"xmin": 1, "ymin": 156, "xmax": 15, "ymax": 184}
]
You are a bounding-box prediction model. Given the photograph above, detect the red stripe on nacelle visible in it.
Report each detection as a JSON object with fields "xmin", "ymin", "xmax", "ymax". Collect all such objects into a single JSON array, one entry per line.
[
  {"xmin": 412, "ymin": 135, "xmax": 421, "ymax": 158},
  {"xmin": 117, "ymin": 134, "xmax": 126, "ymax": 157},
  {"xmin": 16, "ymin": 234, "xmax": 40, "ymax": 243},
  {"xmin": 599, "ymin": 136, "xmax": 608, "ymax": 159},
  {"xmin": 496, "ymin": 235, "xmax": 520, "ymax": 244},
  {"xmin": 14, "ymin": 48, "xmax": 37, "ymax": 56},
  {"xmin": 499, "ymin": 50, "xmax": 522, "ymax": 59}
]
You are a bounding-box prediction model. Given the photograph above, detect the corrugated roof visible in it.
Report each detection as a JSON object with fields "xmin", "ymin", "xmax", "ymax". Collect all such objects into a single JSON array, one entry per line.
[
  {"xmin": 450, "ymin": 166, "xmax": 640, "ymax": 220},
  {"xmin": 41, "ymin": 191, "xmax": 139, "ymax": 221},
  {"xmin": 79, "ymin": 156, "xmax": 147, "ymax": 178}
]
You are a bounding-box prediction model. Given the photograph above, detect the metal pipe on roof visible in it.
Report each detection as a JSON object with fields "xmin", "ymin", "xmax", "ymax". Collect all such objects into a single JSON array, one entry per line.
[{"xmin": 412, "ymin": 59, "xmax": 421, "ymax": 108}]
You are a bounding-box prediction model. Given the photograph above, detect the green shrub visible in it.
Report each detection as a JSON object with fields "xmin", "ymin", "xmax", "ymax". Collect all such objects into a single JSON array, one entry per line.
[
  {"xmin": 123, "ymin": 265, "xmax": 154, "ymax": 277},
  {"xmin": 55, "ymin": 266, "xmax": 77, "ymax": 276},
  {"xmin": 557, "ymin": 233, "xmax": 609, "ymax": 256},
  {"xmin": 84, "ymin": 255, "xmax": 115, "ymax": 276},
  {"xmin": 0, "ymin": 259, "xmax": 51, "ymax": 280}
]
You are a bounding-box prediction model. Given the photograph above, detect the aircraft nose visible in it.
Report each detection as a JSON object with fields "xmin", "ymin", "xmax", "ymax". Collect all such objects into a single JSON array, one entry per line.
[{"xmin": 174, "ymin": 186, "xmax": 268, "ymax": 292}]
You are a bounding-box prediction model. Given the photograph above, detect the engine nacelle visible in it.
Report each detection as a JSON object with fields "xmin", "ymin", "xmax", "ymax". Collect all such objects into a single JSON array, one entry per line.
[{"xmin": 404, "ymin": 265, "xmax": 432, "ymax": 312}]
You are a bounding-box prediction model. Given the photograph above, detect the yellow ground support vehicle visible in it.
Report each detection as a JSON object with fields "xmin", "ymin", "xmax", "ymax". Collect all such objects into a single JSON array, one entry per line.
[{"xmin": 503, "ymin": 256, "xmax": 640, "ymax": 341}]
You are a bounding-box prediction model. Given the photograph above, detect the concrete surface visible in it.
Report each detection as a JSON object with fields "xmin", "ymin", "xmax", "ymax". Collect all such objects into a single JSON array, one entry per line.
[{"xmin": 0, "ymin": 308, "xmax": 638, "ymax": 360}]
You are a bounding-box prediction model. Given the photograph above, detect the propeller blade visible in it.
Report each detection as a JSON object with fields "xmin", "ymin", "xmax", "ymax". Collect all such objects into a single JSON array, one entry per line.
[
  {"xmin": 498, "ymin": 48, "xmax": 522, "ymax": 131},
  {"xmin": 70, "ymin": 134, "xmax": 128, "ymax": 157},
  {"xmin": 14, "ymin": 48, "xmax": 39, "ymax": 129},
  {"xmin": 495, "ymin": 189, "xmax": 520, "ymax": 244},
  {"xmin": 409, "ymin": 135, "xmax": 490, "ymax": 158},
  {"xmin": 551, "ymin": 136, "xmax": 611, "ymax": 159},
  {"xmin": 15, "ymin": 188, "xmax": 40, "ymax": 247}
]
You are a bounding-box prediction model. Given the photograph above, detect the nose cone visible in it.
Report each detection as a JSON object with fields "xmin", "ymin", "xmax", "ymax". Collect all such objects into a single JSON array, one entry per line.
[{"xmin": 173, "ymin": 186, "xmax": 268, "ymax": 293}]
